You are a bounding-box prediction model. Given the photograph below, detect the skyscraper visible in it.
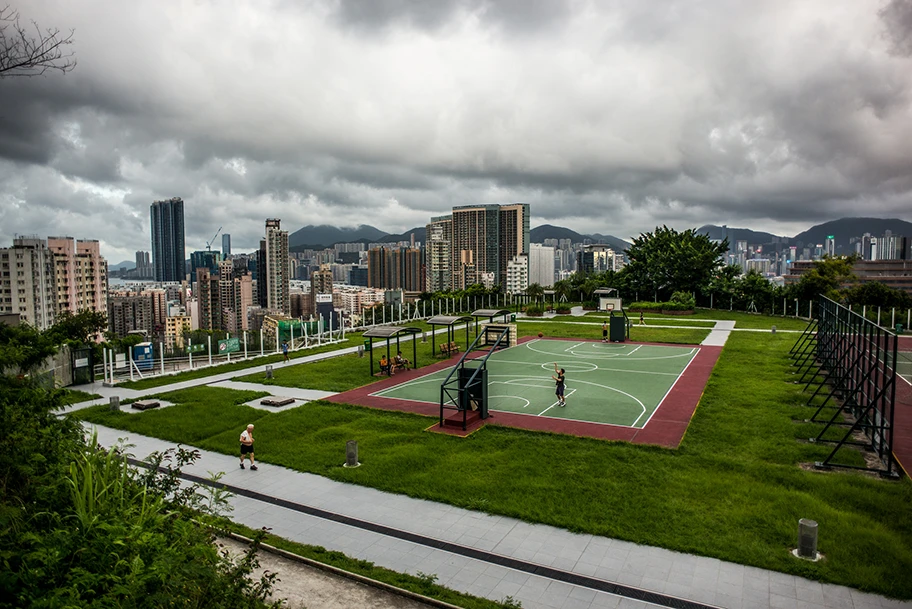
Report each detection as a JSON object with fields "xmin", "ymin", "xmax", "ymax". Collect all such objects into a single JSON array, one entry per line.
[
  {"xmin": 263, "ymin": 219, "xmax": 290, "ymax": 315},
  {"xmin": 150, "ymin": 197, "xmax": 186, "ymax": 282},
  {"xmin": 222, "ymin": 233, "xmax": 231, "ymax": 256},
  {"xmin": 425, "ymin": 216, "xmax": 452, "ymax": 292},
  {"xmin": 447, "ymin": 203, "xmax": 530, "ymax": 291}
]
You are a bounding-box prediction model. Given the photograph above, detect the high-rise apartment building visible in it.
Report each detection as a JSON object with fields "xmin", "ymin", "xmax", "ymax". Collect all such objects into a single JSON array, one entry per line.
[
  {"xmin": 47, "ymin": 237, "xmax": 108, "ymax": 317},
  {"xmin": 107, "ymin": 295, "xmax": 153, "ymax": 338},
  {"xmin": 528, "ymin": 243, "xmax": 555, "ymax": 287},
  {"xmin": 505, "ymin": 254, "xmax": 529, "ymax": 294},
  {"xmin": 0, "ymin": 237, "xmax": 58, "ymax": 330},
  {"xmin": 217, "ymin": 260, "xmax": 252, "ymax": 334},
  {"xmin": 190, "ymin": 250, "xmax": 222, "ymax": 284},
  {"xmin": 439, "ymin": 203, "xmax": 530, "ymax": 292},
  {"xmin": 150, "ymin": 197, "xmax": 186, "ymax": 282},
  {"xmin": 367, "ymin": 247, "xmax": 423, "ymax": 291},
  {"xmin": 310, "ymin": 264, "xmax": 333, "ymax": 315},
  {"xmin": 425, "ymin": 216, "xmax": 452, "ymax": 292},
  {"xmin": 222, "ymin": 233, "xmax": 231, "ymax": 256},
  {"xmin": 262, "ymin": 219, "xmax": 290, "ymax": 315},
  {"xmin": 576, "ymin": 245, "xmax": 619, "ymax": 275}
]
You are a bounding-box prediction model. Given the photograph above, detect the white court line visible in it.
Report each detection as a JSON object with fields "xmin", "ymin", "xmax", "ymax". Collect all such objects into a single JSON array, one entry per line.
[
  {"xmin": 564, "ymin": 342, "xmax": 585, "ymax": 352},
  {"xmin": 539, "ymin": 401, "xmax": 560, "ymax": 416},
  {"xmin": 637, "ymin": 347, "xmax": 701, "ymax": 428}
]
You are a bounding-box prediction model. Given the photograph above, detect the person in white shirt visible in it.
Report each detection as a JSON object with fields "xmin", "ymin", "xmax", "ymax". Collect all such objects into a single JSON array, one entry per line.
[{"xmin": 239, "ymin": 424, "xmax": 257, "ymax": 470}]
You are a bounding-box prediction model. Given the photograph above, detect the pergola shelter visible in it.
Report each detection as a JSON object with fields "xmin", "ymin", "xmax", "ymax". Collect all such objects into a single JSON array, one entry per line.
[
  {"xmin": 426, "ymin": 315, "xmax": 473, "ymax": 357},
  {"xmin": 362, "ymin": 326, "xmax": 422, "ymax": 376},
  {"xmin": 470, "ymin": 309, "xmax": 511, "ymax": 335}
]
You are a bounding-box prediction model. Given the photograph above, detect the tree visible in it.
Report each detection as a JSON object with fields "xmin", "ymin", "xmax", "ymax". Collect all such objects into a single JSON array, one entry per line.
[
  {"xmin": 525, "ymin": 283, "xmax": 545, "ymax": 302},
  {"xmin": 623, "ymin": 226, "xmax": 729, "ymax": 302},
  {"xmin": 48, "ymin": 309, "xmax": 107, "ymax": 345},
  {"xmin": 786, "ymin": 255, "xmax": 857, "ymax": 302},
  {"xmin": 0, "ymin": 5, "xmax": 75, "ymax": 77}
]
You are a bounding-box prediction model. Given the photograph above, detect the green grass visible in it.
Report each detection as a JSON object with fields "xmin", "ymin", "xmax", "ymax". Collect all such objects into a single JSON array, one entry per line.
[
  {"xmin": 59, "ymin": 388, "xmax": 102, "ymax": 405},
  {"xmin": 75, "ymin": 330, "xmax": 912, "ymax": 599}
]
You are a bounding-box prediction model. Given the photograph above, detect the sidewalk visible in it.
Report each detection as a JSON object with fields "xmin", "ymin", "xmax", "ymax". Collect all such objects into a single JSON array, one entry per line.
[{"xmin": 85, "ymin": 423, "xmax": 909, "ymax": 609}]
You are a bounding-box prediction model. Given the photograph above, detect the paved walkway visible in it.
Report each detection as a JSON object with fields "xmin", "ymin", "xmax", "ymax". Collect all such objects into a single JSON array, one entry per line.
[{"xmin": 84, "ymin": 423, "xmax": 909, "ymax": 609}]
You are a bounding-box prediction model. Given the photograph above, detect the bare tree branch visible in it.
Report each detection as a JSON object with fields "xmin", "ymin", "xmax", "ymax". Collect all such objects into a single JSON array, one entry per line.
[{"xmin": 0, "ymin": 4, "xmax": 76, "ymax": 78}]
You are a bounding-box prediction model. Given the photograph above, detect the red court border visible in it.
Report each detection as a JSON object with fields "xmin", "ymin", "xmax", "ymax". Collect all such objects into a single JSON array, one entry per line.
[{"xmin": 325, "ymin": 337, "xmax": 722, "ymax": 448}]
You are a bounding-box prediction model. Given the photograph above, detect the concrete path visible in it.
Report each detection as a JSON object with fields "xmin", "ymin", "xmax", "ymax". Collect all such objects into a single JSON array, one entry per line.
[{"xmin": 85, "ymin": 423, "xmax": 910, "ymax": 609}]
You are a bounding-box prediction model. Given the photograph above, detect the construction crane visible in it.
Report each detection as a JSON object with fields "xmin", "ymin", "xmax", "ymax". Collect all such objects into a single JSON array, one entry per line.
[{"xmin": 206, "ymin": 226, "xmax": 222, "ymax": 252}]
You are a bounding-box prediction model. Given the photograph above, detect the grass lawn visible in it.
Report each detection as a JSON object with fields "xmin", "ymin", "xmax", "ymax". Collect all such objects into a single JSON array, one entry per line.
[
  {"xmin": 76, "ymin": 330, "xmax": 912, "ymax": 599},
  {"xmin": 60, "ymin": 388, "xmax": 102, "ymax": 405}
]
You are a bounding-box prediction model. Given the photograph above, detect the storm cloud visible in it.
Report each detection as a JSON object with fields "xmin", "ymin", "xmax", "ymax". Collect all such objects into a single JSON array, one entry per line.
[{"xmin": 1, "ymin": 0, "xmax": 910, "ymax": 262}]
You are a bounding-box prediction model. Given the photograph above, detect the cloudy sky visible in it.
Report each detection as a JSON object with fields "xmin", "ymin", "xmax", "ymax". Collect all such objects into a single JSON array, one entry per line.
[{"xmin": 2, "ymin": 0, "xmax": 911, "ymax": 263}]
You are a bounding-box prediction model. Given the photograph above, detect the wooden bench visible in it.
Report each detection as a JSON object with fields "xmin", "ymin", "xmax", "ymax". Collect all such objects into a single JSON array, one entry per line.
[
  {"xmin": 131, "ymin": 400, "xmax": 160, "ymax": 411},
  {"xmin": 440, "ymin": 342, "xmax": 461, "ymax": 356},
  {"xmin": 260, "ymin": 397, "xmax": 295, "ymax": 407}
]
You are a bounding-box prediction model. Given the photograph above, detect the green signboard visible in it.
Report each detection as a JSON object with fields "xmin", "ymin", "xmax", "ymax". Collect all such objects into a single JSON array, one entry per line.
[
  {"xmin": 186, "ymin": 344, "xmax": 205, "ymax": 353},
  {"xmin": 218, "ymin": 338, "xmax": 241, "ymax": 353}
]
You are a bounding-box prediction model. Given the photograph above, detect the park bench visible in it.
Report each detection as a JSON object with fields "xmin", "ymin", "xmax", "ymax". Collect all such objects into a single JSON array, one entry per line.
[
  {"xmin": 260, "ymin": 397, "xmax": 295, "ymax": 407},
  {"xmin": 131, "ymin": 400, "xmax": 160, "ymax": 411},
  {"xmin": 440, "ymin": 342, "xmax": 460, "ymax": 356}
]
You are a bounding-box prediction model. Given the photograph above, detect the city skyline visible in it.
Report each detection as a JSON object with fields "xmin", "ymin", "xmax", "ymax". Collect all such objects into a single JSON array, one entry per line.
[{"xmin": 1, "ymin": 1, "xmax": 911, "ymax": 263}]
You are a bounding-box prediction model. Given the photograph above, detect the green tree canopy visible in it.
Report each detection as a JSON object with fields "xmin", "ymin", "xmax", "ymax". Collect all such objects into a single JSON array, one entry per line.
[{"xmin": 623, "ymin": 226, "xmax": 729, "ymax": 301}]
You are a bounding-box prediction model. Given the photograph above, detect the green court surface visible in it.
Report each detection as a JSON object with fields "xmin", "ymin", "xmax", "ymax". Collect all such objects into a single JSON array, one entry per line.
[{"xmin": 373, "ymin": 339, "xmax": 700, "ymax": 428}]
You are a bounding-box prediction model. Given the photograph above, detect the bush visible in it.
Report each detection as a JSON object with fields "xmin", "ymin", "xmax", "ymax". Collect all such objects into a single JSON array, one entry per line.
[
  {"xmin": 555, "ymin": 306, "xmax": 572, "ymax": 314},
  {"xmin": 524, "ymin": 303, "xmax": 545, "ymax": 316},
  {"xmin": 670, "ymin": 291, "xmax": 696, "ymax": 308}
]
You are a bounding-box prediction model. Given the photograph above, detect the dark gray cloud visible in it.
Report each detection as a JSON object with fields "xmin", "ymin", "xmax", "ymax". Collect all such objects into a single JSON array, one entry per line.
[{"xmin": 0, "ymin": 0, "xmax": 910, "ymax": 262}]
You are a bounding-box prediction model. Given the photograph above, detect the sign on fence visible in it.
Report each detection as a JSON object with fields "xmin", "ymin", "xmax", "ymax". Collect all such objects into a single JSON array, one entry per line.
[
  {"xmin": 218, "ymin": 338, "xmax": 241, "ymax": 353},
  {"xmin": 186, "ymin": 344, "xmax": 205, "ymax": 353}
]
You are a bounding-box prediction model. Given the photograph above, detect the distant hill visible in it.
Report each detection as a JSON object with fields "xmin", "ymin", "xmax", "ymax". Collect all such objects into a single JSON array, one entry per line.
[
  {"xmin": 111, "ymin": 260, "xmax": 136, "ymax": 270},
  {"xmin": 383, "ymin": 227, "xmax": 426, "ymax": 244},
  {"xmin": 792, "ymin": 218, "xmax": 912, "ymax": 253},
  {"xmin": 288, "ymin": 224, "xmax": 388, "ymax": 249},
  {"xmin": 530, "ymin": 225, "xmax": 631, "ymax": 251},
  {"xmin": 696, "ymin": 225, "xmax": 781, "ymax": 246}
]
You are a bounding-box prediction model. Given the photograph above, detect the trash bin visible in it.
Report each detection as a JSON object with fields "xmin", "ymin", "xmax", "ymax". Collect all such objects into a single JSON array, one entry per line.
[
  {"xmin": 363, "ymin": 339, "xmax": 372, "ymax": 351},
  {"xmin": 510, "ymin": 314, "xmax": 516, "ymax": 322},
  {"xmin": 897, "ymin": 323, "xmax": 904, "ymax": 335}
]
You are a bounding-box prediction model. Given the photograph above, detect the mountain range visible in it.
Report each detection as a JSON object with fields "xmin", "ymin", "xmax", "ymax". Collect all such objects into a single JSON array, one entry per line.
[{"xmin": 287, "ymin": 217, "xmax": 912, "ymax": 254}]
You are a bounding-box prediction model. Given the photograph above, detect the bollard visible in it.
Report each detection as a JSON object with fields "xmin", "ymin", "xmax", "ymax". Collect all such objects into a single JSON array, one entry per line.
[
  {"xmin": 771, "ymin": 325, "xmax": 776, "ymax": 334},
  {"xmin": 344, "ymin": 440, "xmax": 361, "ymax": 468},
  {"xmin": 422, "ymin": 331, "xmax": 427, "ymax": 343},
  {"xmin": 265, "ymin": 365, "xmax": 273, "ymax": 379},
  {"xmin": 358, "ymin": 345, "xmax": 364, "ymax": 358},
  {"xmin": 797, "ymin": 518, "xmax": 818, "ymax": 559},
  {"xmin": 109, "ymin": 396, "xmax": 120, "ymax": 411}
]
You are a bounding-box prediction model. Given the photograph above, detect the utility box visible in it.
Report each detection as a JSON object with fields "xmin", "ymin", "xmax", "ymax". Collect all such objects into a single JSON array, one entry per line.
[{"xmin": 610, "ymin": 316, "xmax": 626, "ymax": 342}]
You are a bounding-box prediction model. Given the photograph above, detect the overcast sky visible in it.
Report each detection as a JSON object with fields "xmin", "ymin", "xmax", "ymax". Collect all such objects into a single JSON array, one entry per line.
[{"xmin": 2, "ymin": 0, "xmax": 911, "ymax": 263}]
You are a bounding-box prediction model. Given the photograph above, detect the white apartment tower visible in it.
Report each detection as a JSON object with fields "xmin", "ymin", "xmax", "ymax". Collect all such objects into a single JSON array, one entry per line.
[
  {"xmin": 528, "ymin": 243, "xmax": 555, "ymax": 287},
  {"xmin": 47, "ymin": 237, "xmax": 108, "ymax": 317},
  {"xmin": 0, "ymin": 237, "xmax": 58, "ymax": 330}
]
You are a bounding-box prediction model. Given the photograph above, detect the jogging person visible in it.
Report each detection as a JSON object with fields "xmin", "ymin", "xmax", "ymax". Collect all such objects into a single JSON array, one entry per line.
[
  {"xmin": 239, "ymin": 424, "xmax": 258, "ymax": 470},
  {"xmin": 282, "ymin": 341, "xmax": 289, "ymax": 362},
  {"xmin": 552, "ymin": 363, "xmax": 566, "ymax": 407}
]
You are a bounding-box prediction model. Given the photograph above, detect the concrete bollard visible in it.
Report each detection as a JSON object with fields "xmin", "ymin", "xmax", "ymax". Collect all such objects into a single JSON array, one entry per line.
[
  {"xmin": 109, "ymin": 396, "xmax": 120, "ymax": 411},
  {"xmin": 344, "ymin": 440, "xmax": 361, "ymax": 468},
  {"xmin": 771, "ymin": 325, "xmax": 777, "ymax": 334},
  {"xmin": 265, "ymin": 365, "xmax": 273, "ymax": 379},
  {"xmin": 358, "ymin": 345, "xmax": 364, "ymax": 358},
  {"xmin": 798, "ymin": 518, "xmax": 818, "ymax": 559},
  {"xmin": 422, "ymin": 331, "xmax": 427, "ymax": 343}
]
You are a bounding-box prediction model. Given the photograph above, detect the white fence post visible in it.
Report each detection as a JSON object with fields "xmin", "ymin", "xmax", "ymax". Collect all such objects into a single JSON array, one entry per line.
[
  {"xmin": 160, "ymin": 342, "xmax": 165, "ymax": 375},
  {"xmin": 208, "ymin": 335, "xmax": 212, "ymax": 366},
  {"xmin": 188, "ymin": 339, "xmax": 193, "ymax": 369}
]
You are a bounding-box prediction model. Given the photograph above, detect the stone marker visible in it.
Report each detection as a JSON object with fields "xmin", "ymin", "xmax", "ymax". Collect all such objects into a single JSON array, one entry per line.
[
  {"xmin": 798, "ymin": 518, "xmax": 818, "ymax": 559},
  {"xmin": 109, "ymin": 396, "xmax": 120, "ymax": 411}
]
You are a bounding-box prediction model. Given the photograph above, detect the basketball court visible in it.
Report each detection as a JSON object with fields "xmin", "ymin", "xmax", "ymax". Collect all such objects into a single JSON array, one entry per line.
[
  {"xmin": 327, "ymin": 337, "xmax": 723, "ymax": 447},
  {"xmin": 373, "ymin": 339, "xmax": 699, "ymax": 428}
]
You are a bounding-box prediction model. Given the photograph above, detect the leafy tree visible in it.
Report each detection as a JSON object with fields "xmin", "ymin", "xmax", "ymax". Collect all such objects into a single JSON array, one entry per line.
[
  {"xmin": 786, "ymin": 255, "xmax": 857, "ymax": 302},
  {"xmin": 843, "ymin": 281, "xmax": 912, "ymax": 309},
  {"xmin": 552, "ymin": 279, "xmax": 572, "ymax": 303},
  {"xmin": 737, "ymin": 269, "xmax": 777, "ymax": 312},
  {"xmin": 0, "ymin": 322, "xmax": 58, "ymax": 375},
  {"xmin": 48, "ymin": 309, "xmax": 107, "ymax": 345},
  {"xmin": 525, "ymin": 283, "xmax": 545, "ymax": 302},
  {"xmin": 623, "ymin": 226, "xmax": 729, "ymax": 301}
]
